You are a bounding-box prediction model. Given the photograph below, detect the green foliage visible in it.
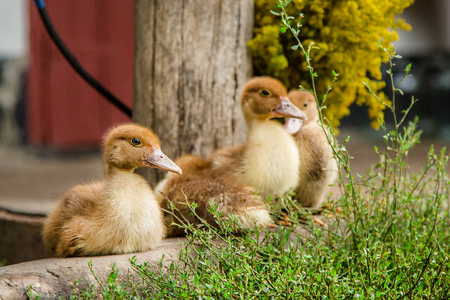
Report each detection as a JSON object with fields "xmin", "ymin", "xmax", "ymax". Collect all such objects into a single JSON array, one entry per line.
[
  {"xmin": 249, "ymin": 0, "xmax": 414, "ymax": 129},
  {"xmin": 26, "ymin": 285, "xmax": 41, "ymax": 300},
  {"xmin": 71, "ymin": 261, "xmax": 143, "ymax": 299},
  {"xmin": 81, "ymin": 170, "xmax": 450, "ymax": 298}
]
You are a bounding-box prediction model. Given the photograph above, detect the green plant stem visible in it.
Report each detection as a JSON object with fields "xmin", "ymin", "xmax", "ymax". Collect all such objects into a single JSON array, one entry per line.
[{"xmin": 277, "ymin": 0, "xmax": 363, "ymax": 237}]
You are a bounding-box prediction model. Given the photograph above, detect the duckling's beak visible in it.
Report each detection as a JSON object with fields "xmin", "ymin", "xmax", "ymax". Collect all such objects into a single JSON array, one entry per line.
[
  {"xmin": 144, "ymin": 148, "xmax": 183, "ymax": 174},
  {"xmin": 274, "ymin": 97, "xmax": 306, "ymax": 134},
  {"xmin": 275, "ymin": 97, "xmax": 307, "ymax": 120}
]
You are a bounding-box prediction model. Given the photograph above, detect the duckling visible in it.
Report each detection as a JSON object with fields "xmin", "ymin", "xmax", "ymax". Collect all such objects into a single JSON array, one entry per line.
[
  {"xmin": 42, "ymin": 123, "xmax": 182, "ymax": 257},
  {"xmin": 286, "ymin": 90, "xmax": 338, "ymax": 208},
  {"xmin": 209, "ymin": 77, "xmax": 307, "ymax": 201},
  {"xmin": 157, "ymin": 155, "xmax": 272, "ymax": 237}
]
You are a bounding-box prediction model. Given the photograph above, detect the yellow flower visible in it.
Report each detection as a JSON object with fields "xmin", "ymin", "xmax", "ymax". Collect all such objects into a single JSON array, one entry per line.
[{"xmin": 249, "ymin": 0, "xmax": 414, "ymax": 129}]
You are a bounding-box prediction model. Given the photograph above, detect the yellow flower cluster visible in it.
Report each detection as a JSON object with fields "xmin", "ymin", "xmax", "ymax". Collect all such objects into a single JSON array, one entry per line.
[{"xmin": 249, "ymin": 0, "xmax": 414, "ymax": 129}]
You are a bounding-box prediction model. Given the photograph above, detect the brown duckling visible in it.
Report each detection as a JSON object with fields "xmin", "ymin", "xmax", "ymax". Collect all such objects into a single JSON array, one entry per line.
[
  {"xmin": 157, "ymin": 155, "xmax": 272, "ymax": 237},
  {"xmin": 42, "ymin": 123, "xmax": 182, "ymax": 257},
  {"xmin": 209, "ymin": 77, "xmax": 307, "ymax": 201},
  {"xmin": 286, "ymin": 90, "xmax": 338, "ymax": 208}
]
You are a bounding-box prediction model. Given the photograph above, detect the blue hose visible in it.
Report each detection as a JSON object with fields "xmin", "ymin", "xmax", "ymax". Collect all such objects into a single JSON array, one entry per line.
[{"xmin": 34, "ymin": 0, "xmax": 45, "ymax": 9}]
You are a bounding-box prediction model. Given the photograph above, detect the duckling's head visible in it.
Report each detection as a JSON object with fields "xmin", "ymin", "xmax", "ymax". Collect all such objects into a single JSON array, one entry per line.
[
  {"xmin": 240, "ymin": 77, "xmax": 307, "ymax": 127},
  {"xmin": 103, "ymin": 123, "xmax": 182, "ymax": 174},
  {"xmin": 283, "ymin": 90, "xmax": 318, "ymax": 134},
  {"xmin": 288, "ymin": 90, "xmax": 318, "ymax": 122}
]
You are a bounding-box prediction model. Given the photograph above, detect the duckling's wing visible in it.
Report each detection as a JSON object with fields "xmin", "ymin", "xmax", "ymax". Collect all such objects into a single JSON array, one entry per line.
[
  {"xmin": 60, "ymin": 182, "xmax": 104, "ymax": 216},
  {"xmin": 294, "ymin": 124, "xmax": 338, "ymax": 208},
  {"xmin": 161, "ymin": 167, "xmax": 271, "ymax": 237},
  {"xmin": 42, "ymin": 182, "xmax": 104, "ymax": 256}
]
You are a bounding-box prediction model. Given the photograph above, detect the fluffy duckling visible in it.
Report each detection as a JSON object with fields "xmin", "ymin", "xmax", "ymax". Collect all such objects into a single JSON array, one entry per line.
[
  {"xmin": 209, "ymin": 77, "xmax": 307, "ymax": 201},
  {"xmin": 286, "ymin": 90, "xmax": 338, "ymax": 208},
  {"xmin": 157, "ymin": 155, "xmax": 272, "ymax": 237},
  {"xmin": 42, "ymin": 123, "xmax": 182, "ymax": 257}
]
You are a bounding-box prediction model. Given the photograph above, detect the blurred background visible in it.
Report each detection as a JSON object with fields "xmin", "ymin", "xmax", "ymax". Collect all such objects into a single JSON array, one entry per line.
[
  {"xmin": 0, "ymin": 0, "xmax": 449, "ymax": 264},
  {"xmin": 340, "ymin": 0, "xmax": 450, "ymax": 140},
  {"xmin": 0, "ymin": 0, "xmax": 133, "ymax": 150}
]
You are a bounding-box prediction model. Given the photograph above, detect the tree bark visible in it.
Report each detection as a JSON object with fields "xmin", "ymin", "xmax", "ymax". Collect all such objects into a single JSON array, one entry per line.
[{"xmin": 133, "ymin": 0, "xmax": 253, "ymax": 185}]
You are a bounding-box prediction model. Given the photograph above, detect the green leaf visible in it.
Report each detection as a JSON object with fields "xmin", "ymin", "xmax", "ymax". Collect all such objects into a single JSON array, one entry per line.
[
  {"xmin": 270, "ymin": 10, "xmax": 280, "ymax": 16},
  {"xmin": 405, "ymin": 63, "xmax": 412, "ymax": 72},
  {"xmin": 291, "ymin": 45, "xmax": 299, "ymax": 50}
]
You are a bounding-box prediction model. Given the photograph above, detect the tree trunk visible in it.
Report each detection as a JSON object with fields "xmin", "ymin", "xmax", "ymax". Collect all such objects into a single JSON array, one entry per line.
[{"xmin": 133, "ymin": 0, "xmax": 253, "ymax": 185}]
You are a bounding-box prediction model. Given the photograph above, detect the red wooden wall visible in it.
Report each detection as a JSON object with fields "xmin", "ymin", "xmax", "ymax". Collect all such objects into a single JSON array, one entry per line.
[{"xmin": 28, "ymin": 0, "xmax": 134, "ymax": 149}]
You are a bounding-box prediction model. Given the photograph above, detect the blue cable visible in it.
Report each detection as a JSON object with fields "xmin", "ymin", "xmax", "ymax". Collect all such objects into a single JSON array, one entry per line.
[{"xmin": 34, "ymin": 0, "xmax": 45, "ymax": 9}]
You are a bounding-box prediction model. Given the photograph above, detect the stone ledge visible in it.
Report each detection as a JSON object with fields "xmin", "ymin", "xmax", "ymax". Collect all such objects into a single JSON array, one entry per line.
[{"xmin": 0, "ymin": 238, "xmax": 184, "ymax": 299}]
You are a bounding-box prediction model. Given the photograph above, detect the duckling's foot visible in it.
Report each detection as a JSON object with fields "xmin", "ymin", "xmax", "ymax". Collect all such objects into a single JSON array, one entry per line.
[
  {"xmin": 264, "ymin": 223, "xmax": 278, "ymax": 229},
  {"xmin": 313, "ymin": 216, "xmax": 327, "ymax": 228},
  {"xmin": 275, "ymin": 212, "xmax": 292, "ymax": 227},
  {"xmin": 275, "ymin": 211, "xmax": 292, "ymax": 227},
  {"xmin": 275, "ymin": 219, "xmax": 292, "ymax": 227}
]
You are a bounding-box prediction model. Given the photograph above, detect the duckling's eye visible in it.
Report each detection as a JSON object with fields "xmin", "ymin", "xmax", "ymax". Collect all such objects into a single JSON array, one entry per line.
[
  {"xmin": 260, "ymin": 89, "xmax": 271, "ymax": 97},
  {"xmin": 130, "ymin": 138, "xmax": 142, "ymax": 146},
  {"xmin": 303, "ymin": 102, "xmax": 308, "ymax": 107}
]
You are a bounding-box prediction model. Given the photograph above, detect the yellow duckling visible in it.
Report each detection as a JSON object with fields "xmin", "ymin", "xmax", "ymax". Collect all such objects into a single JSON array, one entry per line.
[
  {"xmin": 209, "ymin": 77, "xmax": 307, "ymax": 201},
  {"xmin": 42, "ymin": 123, "xmax": 182, "ymax": 257}
]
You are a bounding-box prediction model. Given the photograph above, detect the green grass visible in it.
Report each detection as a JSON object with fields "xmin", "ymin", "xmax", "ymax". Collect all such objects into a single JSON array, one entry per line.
[
  {"xmin": 75, "ymin": 168, "xmax": 449, "ymax": 299},
  {"xmin": 70, "ymin": 1, "xmax": 449, "ymax": 299}
]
